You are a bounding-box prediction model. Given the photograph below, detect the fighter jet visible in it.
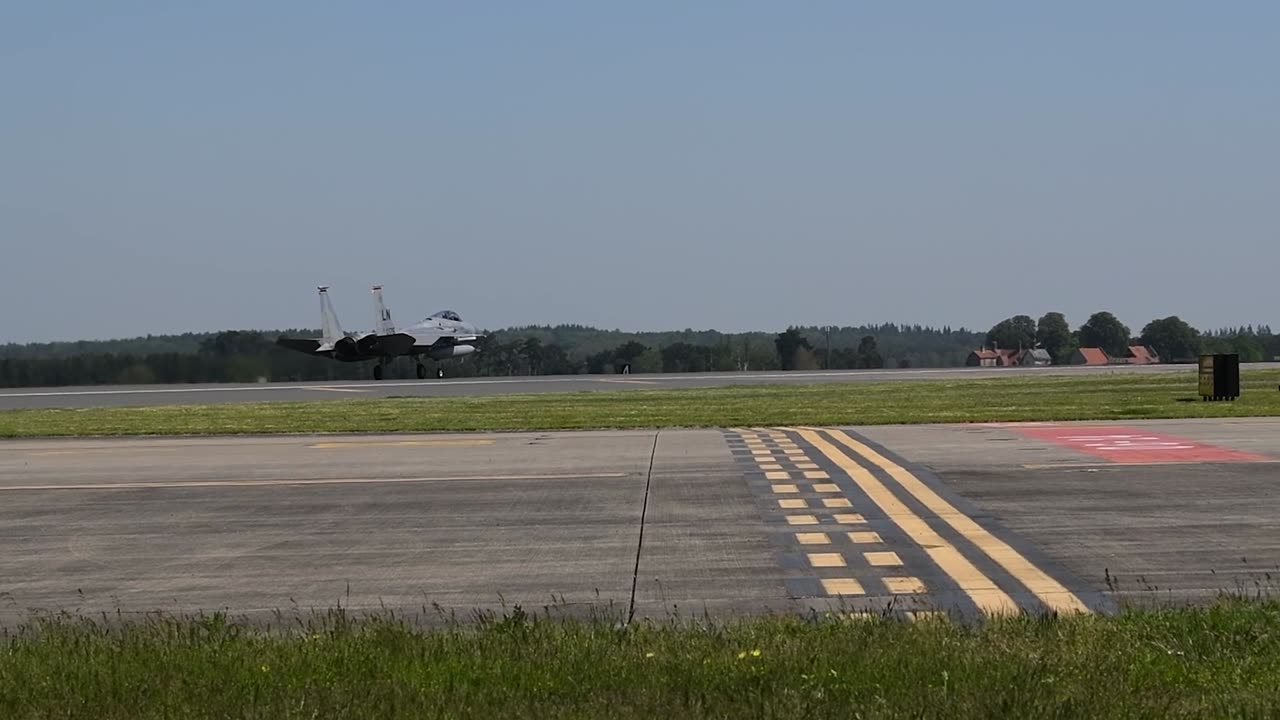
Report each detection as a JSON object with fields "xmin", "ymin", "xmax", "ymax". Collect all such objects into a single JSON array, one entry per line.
[{"xmin": 276, "ymin": 286, "xmax": 482, "ymax": 380}]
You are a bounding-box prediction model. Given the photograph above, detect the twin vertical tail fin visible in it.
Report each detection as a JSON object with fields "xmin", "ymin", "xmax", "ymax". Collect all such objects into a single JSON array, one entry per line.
[
  {"xmin": 318, "ymin": 286, "xmax": 344, "ymax": 342},
  {"xmin": 315, "ymin": 285, "xmax": 393, "ymax": 346},
  {"xmin": 372, "ymin": 285, "xmax": 395, "ymax": 335}
]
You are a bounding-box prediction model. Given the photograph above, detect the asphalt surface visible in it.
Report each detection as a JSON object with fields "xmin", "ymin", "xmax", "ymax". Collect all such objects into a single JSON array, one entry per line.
[
  {"xmin": 0, "ymin": 362, "xmax": 1250, "ymax": 410},
  {"xmin": 868, "ymin": 419, "xmax": 1280, "ymax": 606},
  {"xmin": 2, "ymin": 418, "xmax": 1277, "ymax": 625}
]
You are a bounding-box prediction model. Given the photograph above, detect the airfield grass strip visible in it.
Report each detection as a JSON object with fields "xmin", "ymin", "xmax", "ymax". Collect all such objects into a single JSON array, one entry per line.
[
  {"xmin": 2, "ymin": 370, "xmax": 1280, "ymax": 437},
  {"xmin": 1, "ymin": 601, "xmax": 1279, "ymax": 718}
]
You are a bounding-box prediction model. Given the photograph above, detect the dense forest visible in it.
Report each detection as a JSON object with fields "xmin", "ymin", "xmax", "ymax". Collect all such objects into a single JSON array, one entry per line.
[{"xmin": 0, "ymin": 313, "xmax": 1275, "ymax": 388}]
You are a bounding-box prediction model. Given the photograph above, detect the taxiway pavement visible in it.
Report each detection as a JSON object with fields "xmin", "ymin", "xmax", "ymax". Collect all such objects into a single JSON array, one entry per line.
[{"xmin": 2, "ymin": 418, "xmax": 1277, "ymax": 625}]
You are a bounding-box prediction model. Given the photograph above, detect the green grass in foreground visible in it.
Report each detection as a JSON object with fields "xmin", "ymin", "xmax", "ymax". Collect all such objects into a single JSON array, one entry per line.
[
  {"xmin": 3, "ymin": 370, "xmax": 1280, "ymax": 438},
  {"xmin": 2, "ymin": 601, "xmax": 1279, "ymax": 718}
]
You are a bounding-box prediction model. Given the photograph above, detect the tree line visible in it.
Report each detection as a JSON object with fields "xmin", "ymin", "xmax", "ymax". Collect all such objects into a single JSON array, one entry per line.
[
  {"xmin": 0, "ymin": 323, "xmax": 981, "ymax": 387},
  {"xmin": 983, "ymin": 312, "xmax": 1278, "ymax": 364},
  {"xmin": 0, "ymin": 316, "xmax": 1275, "ymax": 388}
]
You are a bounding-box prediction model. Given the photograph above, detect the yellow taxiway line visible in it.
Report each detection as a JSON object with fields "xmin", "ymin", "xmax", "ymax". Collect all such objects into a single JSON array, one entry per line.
[
  {"xmin": 308, "ymin": 439, "xmax": 495, "ymax": 449},
  {"xmin": 793, "ymin": 428, "xmax": 1019, "ymax": 615},
  {"xmin": 0, "ymin": 472, "xmax": 628, "ymax": 492},
  {"xmin": 816, "ymin": 428, "xmax": 1089, "ymax": 615}
]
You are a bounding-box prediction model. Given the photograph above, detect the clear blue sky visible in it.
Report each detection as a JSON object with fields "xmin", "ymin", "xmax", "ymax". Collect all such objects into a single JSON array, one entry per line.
[{"xmin": 2, "ymin": 2, "xmax": 1276, "ymax": 342}]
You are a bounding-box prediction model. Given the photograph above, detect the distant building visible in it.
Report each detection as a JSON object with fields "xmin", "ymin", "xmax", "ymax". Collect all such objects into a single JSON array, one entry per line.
[
  {"xmin": 995, "ymin": 349, "xmax": 1022, "ymax": 367},
  {"xmin": 1019, "ymin": 348, "xmax": 1052, "ymax": 367},
  {"xmin": 1122, "ymin": 345, "xmax": 1161, "ymax": 365},
  {"xmin": 966, "ymin": 349, "xmax": 1000, "ymax": 367},
  {"xmin": 967, "ymin": 347, "xmax": 1050, "ymax": 367},
  {"xmin": 1070, "ymin": 347, "xmax": 1110, "ymax": 365}
]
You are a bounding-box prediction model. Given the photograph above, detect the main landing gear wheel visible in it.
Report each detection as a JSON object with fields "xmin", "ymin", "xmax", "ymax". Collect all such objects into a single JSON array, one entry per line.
[
  {"xmin": 437, "ymin": 368, "xmax": 445, "ymax": 379},
  {"xmin": 373, "ymin": 364, "xmax": 384, "ymax": 381},
  {"xmin": 416, "ymin": 363, "xmax": 428, "ymax": 379}
]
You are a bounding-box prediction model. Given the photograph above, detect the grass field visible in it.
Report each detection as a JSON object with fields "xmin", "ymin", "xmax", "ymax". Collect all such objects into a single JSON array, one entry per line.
[
  {"xmin": 1, "ymin": 601, "xmax": 1278, "ymax": 718},
  {"xmin": 1, "ymin": 370, "xmax": 1279, "ymax": 437}
]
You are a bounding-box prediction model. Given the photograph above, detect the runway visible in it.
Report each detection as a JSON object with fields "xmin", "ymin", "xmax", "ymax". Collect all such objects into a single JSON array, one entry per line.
[
  {"xmin": 0, "ymin": 362, "xmax": 1245, "ymax": 410},
  {"xmin": 2, "ymin": 418, "xmax": 1277, "ymax": 625}
]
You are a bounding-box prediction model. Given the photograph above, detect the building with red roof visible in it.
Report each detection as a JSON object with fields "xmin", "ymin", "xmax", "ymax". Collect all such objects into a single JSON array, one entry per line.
[
  {"xmin": 967, "ymin": 347, "xmax": 1052, "ymax": 367},
  {"xmin": 1070, "ymin": 347, "xmax": 1110, "ymax": 365},
  {"xmin": 1123, "ymin": 345, "xmax": 1161, "ymax": 365},
  {"xmin": 966, "ymin": 349, "xmax": 1000, "ymax": 367}
]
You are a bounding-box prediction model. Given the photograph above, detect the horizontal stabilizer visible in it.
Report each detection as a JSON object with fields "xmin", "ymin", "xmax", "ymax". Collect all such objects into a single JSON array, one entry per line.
[{"xmin": 276, "ymin": 337, "xmax": 323, "ymax": 355}]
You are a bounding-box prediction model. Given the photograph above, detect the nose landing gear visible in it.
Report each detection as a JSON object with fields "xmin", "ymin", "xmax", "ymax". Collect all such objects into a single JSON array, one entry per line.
[{"xmin": 416, "ymin": 362, "xmax": 428, "ymax": 379}]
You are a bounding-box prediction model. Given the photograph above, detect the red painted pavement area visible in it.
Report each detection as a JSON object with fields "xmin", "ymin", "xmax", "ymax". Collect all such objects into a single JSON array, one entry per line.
[{"xmin": 1014, "ymin": 425, "xmax": 1270, "ymax": 464}]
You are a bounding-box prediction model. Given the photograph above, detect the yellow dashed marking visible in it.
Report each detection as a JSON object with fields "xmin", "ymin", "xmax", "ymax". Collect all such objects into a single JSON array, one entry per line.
[
  {"xmin": 743, "ymin": 429, "xmax": 1033, "ymax": 615},
  {"xmin": 795, "ymin": 429, "xmax": 1019, "ymax": 616},
  {"xmin": 808, "ymin": 553, "xmax": 847, "ymax": 568},
  {"xmin": 785, "ymin": 515, "xmax": 819, "ymax": 526},
  {"xmin": 823, "ymin": 429, "xmax": 1090, "ymax": 615},
  {"xmin": 884, "ymin": 577, "xmax": 927, "ymax": 594},
  {"xmin": 821, "ymin": 578, "xmax": 865, "ymax": 596},
  {"xmin": 864, "ymin": 551, "xmax": 903, "ymax": 567}
]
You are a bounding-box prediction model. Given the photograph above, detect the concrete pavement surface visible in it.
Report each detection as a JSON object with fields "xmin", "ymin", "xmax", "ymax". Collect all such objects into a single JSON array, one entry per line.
[
  {"xmin": 1, "ymin": 419, "xmax": 1278, "ymax": 625},
  {"xmin": 0, "ymin": 362, "xmax": 1253, "ymax": 410},
  {"xmin": 858, "ymin": 419, "xmax": 1280, "ymax": 606}
]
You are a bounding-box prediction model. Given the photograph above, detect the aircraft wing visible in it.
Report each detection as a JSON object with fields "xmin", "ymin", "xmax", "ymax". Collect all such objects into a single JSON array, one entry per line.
[{"xmin": 358, "ymin": 332, "xmax": 416, "ymax": 357}]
